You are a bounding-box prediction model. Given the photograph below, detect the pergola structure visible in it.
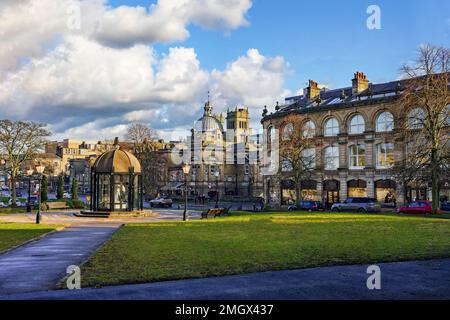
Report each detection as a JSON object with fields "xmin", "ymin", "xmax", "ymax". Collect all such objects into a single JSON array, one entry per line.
[{"xmin": 90, "ymin": 148, "xmax": 143, "ymax": 212}]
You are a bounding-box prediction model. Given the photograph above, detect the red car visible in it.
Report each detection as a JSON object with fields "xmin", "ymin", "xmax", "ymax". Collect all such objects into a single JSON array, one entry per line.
[{"xmin": 397, "ymin": 201, "xmax": 442, "ymax": 215}]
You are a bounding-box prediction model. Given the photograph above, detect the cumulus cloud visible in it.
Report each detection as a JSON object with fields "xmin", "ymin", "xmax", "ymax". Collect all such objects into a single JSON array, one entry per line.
[
  {"xmin": 212, "ymin": 49, "xmax": 290, "ymax": 109},
  {"xmin": 0, "ymin": 0, "xmax": 291, "ymax": 141}
]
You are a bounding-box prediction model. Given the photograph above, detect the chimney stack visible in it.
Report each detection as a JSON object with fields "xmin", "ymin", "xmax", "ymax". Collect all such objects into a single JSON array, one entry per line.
[
  {"xmin": 352, "ymin": 72, "xmax": 369, "ymax": 94},
  {"xmin": 305, "ymin": 80, "xmax": 320, "ymax": 100}
]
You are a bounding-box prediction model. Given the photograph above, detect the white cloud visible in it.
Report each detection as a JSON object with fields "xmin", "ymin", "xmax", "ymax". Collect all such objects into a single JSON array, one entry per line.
[
  {"xmin": 211, "ymin": 49, "xmax": 290, "ymax": 109},
  {"xmin": 0, "ymin": 0, "xmax": 291, "ymax": 140},
  {"xmin": 0, "ymin": 0, "xmax": 252, "ymax": 74}
]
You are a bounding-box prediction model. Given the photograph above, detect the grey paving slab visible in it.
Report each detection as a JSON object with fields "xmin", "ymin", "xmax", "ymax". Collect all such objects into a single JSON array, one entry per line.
[
  {"xmin": 0, "ymin": 223, "xmax": 120, "ymax": 295},
  {"xmin": 2, "ymin": 258, "xmax": 450, "ymax": 300}
]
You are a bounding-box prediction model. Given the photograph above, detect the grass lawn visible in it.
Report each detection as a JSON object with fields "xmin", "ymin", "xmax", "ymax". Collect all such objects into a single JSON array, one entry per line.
[
  {"xmin": 0, "ymin": 223, "xmax": 59, "ymax": 252},
  {"xmin": 81, "ymin": 212, "xmax": 450, "ymax": 287}
]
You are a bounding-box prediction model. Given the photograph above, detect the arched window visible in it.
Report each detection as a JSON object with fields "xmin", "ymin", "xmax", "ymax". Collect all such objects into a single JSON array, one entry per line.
[
  {"xmin": 349, "ymin": 115, "xmax": 365, "ymax": 134},
  {"xmin": 376, "ymin": 143, "xmax": 395, "ymax": 168},
  {"xmin": 282, "ymin": 123, "xmax": 294, "ymax": 141},
  {"xmin": 349, "ymin": 144, "xmax": 365, "ymax": 169},
  {"xmin": 324, "ymin": 118, "xmax": 340, "ymax": 136},
  {"xmin": 407, "ymin": 108, "xmax": 425, "ymax": 129},
  {"xmin": 324, "ymin": 145, "xmax": 339, "ymax": 170},
  {"xmin": 376, "ymin": 112, "xmax": 394, "ymax": 132},
  {"xmin": 267, "ymin": 126, "xmax": 274, "ymax": 146},
  {"xmin": 302, "ymin": 120, "xmax": 316, "ymax": 138}
]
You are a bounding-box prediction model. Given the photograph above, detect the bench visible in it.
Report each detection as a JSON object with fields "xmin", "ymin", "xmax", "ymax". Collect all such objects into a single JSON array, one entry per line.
[
  {"xmin": 47, "ymin": 201, "xmax": 70, "ymax": 210},
  {"xmin": 201, "ymin": 207, "xmax": 230, "ymax": 219}
]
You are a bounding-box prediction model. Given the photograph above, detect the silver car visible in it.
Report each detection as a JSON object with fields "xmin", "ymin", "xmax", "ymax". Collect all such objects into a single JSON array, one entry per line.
[{"xmin": 331, "ymin": 197, "xmax": 381, "ymax": 213}]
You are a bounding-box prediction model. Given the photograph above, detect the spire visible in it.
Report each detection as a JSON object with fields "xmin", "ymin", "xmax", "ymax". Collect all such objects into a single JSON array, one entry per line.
[{"xmin": 203, "ymin": 90, "xmax": 213, "ymax": 116}]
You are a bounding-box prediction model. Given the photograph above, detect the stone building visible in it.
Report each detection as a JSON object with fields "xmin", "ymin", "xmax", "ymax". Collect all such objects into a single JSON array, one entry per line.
[
  {"xmin": 261, "ymin": 72, "xmax": 450, "ymax": 207},
  {"xmin": 158, "ymin": 100, "xmax": 263, "ymax": 201}
]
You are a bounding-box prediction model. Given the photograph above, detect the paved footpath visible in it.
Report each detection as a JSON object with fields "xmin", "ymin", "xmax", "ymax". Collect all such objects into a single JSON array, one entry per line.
[
  {"xmin": 0, "ymin": 223, "xmax": 121, "ymax": 295},
  {"xmin": 2, "ymin": 258, "xmax": 450, "ymax": 300}
]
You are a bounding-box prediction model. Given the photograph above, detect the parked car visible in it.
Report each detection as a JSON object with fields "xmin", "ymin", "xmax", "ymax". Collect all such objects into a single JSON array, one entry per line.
[
  {"xmin": 63, "ymin": 192, "xmax": 71, "ymax": 199},
  {"xmin": 441, "ymin": 202, "xmax": 450, "ymax": 212},
  {"xmin": 150, "ymin": 197, "xmax": 173, "ymax": 208},
  {"xmin": 0, "ymin": 202, "xmax": 8, "ymax": 208},
  {"xmin": 397, "ymin": 201, "xmax": 441, "ymax": 215},
  {"xmin": 331, "ymin": 197, "xmax": 382, "ymax": 213},
  {"xmin": 29, "ymin": 196, "xmax": 38, "ymax": 206},
  {"xmin": 8, "ymin": 198, "xmax": 26, "ymax": 207},
  {"xmin": 288, "ymin": 201, "xmax": 324, "ymax": 212}
]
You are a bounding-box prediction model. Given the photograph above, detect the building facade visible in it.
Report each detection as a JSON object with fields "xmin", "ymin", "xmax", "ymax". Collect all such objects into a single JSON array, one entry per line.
[
  {"xmin": 158, "ymin": 100, "xmax": 264, "ymax": 200},
  {"xmin": 261, "ymin": 72, "xmax": 450, "ymax": 208}
]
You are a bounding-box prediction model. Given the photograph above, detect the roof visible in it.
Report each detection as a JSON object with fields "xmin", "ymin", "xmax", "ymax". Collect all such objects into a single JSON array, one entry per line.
[
  {"xmin": 92, "ymin": 148, "xmax": 141, "ymax": 174},
  {"xmin": 194, "ymin": 115, "xmax": 224, "ymax": 133},
  {"xmin": 263, "ymin": 79, "xmax": 406, "ymax": 122}
]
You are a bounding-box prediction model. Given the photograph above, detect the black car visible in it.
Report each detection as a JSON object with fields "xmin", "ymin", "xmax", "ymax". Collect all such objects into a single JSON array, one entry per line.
[
  {"xmin": 441, "ymin": 202, "xmax": 450, "ymax": 212},
  {"xmin": 288, "ymin": 201, "xmax": 324, "ymax": 212}
]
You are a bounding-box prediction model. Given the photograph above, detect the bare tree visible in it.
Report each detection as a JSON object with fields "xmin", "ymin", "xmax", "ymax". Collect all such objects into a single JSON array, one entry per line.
[
  {"xmin": 279, "ymin": 114, "xmax": 316, "ymax": 202},
  {"xmin": 398, "ymin": 44, "xmax": 450, "ymax": 213},
  {"xmin": 126, "ymin": 123, "xmax": 161, "ymax": 197},
  {"xmin": 0, "ymin": 120, "xmax": 51, "ymax": 204}
]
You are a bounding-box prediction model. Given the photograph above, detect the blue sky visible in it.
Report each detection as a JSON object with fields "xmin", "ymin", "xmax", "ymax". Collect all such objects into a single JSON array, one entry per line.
[
  {"xmin": 1, "ymin": 0, "xmax": 448, "ymax": 140},
  {"xmin": 113, "ymin": 0, "xmax": 450, "ymax": 92}
]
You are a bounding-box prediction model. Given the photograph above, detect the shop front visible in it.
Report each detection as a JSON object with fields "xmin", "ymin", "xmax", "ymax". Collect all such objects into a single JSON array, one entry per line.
[
  {"xmin": 324, "ymin": 180, "xmax": 340, "ymax": 209},
  {"xmin": 375, "ymin": 179, "xmax": 397, "ymax": 205},
  {"xmin": 348, "ymin": 179, "xmax": 367, "ymax": 198}
]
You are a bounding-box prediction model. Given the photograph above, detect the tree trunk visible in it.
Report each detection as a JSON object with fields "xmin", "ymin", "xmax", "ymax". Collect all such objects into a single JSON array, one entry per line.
[
  {"xmin": 295, "ymin": 185, "xmax": 301, "ymax": 204},
  {"xmin": 11, "ymin": 176, "xmax": 16, "ymax": 206},
  {"xmin": 431, "ymin": 148, "xmax": 439, "ymax": 214}
]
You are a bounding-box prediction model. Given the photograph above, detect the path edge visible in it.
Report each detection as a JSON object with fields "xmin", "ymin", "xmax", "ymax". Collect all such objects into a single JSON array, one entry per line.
[
  {"xmin": 0, "ymin": 225, "xmax": 67, "ymax": 257},
  {"xmin": 56, "ymin": 223, "xmax": 124, "ymax": 290}
]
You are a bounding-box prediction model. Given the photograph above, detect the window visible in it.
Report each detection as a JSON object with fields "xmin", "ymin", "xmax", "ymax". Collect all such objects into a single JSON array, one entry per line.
[
  {"xmin": 324, "ymin": 118, "xmax": 339, "ymax": 136},
  {"xmin": 349, "ymin": 144, "xmax": 365, "ymax": 169},
  {"xmin": 349, "ymin": 115, "xmax": 365, "ymax": 134},
  {"xmin": 376, "ymin": 112, "xmax": 394, "ymax": 132},
  {"xmin": 282, "ymin": 123, "xmax": 294, "ymax": 140},
  {"xmin": 267, "ymin": 126, "xmax": 274, "ymax": 147},
  {"xmin": 407, "ymin": 108, "xmax": 425, "ymax": 129},
  {"xmin": 302, "ymin": 121, "xmax": 316, "ymax": 138},
  {"xmin": 302, "ymin": 148, "xmax": 316, "ymax": 169},
  {"xmin": 281, "ymin": 159, "xmax": 293, "ymax": 172},
  {"xmin": 376, "ymin": 143, "xmax": 395, "ymax": 168},
  {"xmin": 324, "ymin": 146, "xmax": 339, "ymax": 170}
]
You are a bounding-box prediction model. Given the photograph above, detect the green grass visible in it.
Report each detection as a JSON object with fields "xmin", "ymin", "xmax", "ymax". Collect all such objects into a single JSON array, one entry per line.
[
  {"xmin": 81, "ymin": 212, "xmax": 450, "ymax": 287},
  {"xmin": 0, "ymin": 223, "xmax": 59, "ymax": 252}
]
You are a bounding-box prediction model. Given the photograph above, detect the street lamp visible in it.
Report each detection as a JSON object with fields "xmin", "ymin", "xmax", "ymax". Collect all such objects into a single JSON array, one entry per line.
[
  {"xmin": 182, "ymin": 162, "xmax": 191, "ymax": 221},
  {"xmin": 35, "ymin": 163, "xmax": 45, "ymax": 224},
  {"xmin": 26, "ymin": 168, "xmax": 34, "ymax": 213},
  {"xmin": 214, "ymin": 168, "xmax": 220, "ymax": 208}
]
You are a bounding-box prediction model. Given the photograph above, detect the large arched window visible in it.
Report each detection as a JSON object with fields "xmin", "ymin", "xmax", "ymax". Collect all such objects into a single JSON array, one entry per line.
[
  {"xmin": 376, "ymin": 112, "xmax": 394, "ymax": 132},
  {"xmin": 349, "ymin": 115, "xmax": 365, "ymax": 134},
  {"xmin": 407, "ymin": 108, "xmax": 425, "ymax": 129},
  {"xmin": 282, "ymin": 123, "xmax": 294, "ymax": 141},
  {"xmin": 349, "ymin": 144, "xmax": 366, "ymax": 169},
  {"xmin": 324, "ymin": 145, "xmax": 339, "ymax": 170},
  {"xmin": 376, "ymin": 143, "xmax": 395, "ymax": 168},
  {"xmin": 324, "ymin": 118, "xmax": 340, "ymax": 136},
  {"xmin": 302, "ymin": 120, "xmax": 316, "ymax": 138}
]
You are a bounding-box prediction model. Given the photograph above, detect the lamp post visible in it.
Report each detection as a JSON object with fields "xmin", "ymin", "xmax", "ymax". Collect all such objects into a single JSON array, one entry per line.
[
  {"xmin": 182, "ymin": 162, "xmax": 191, "ymax": 221},
  {"xmin": 26, "ymin": 168, "xmax": 34, "ymax": 213},
  {"xmin": 214, "ymin": 168, "xmax": 220, "ymax": 208},
  {"xmin": 35, "ymin": 163, "xmax": 45, "ymax": 224}
]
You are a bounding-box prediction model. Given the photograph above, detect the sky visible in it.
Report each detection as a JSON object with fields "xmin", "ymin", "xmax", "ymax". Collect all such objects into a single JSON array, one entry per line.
[{"xmin": 0, "ymin": 0, "xmax": 449, "ymax": 142}]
